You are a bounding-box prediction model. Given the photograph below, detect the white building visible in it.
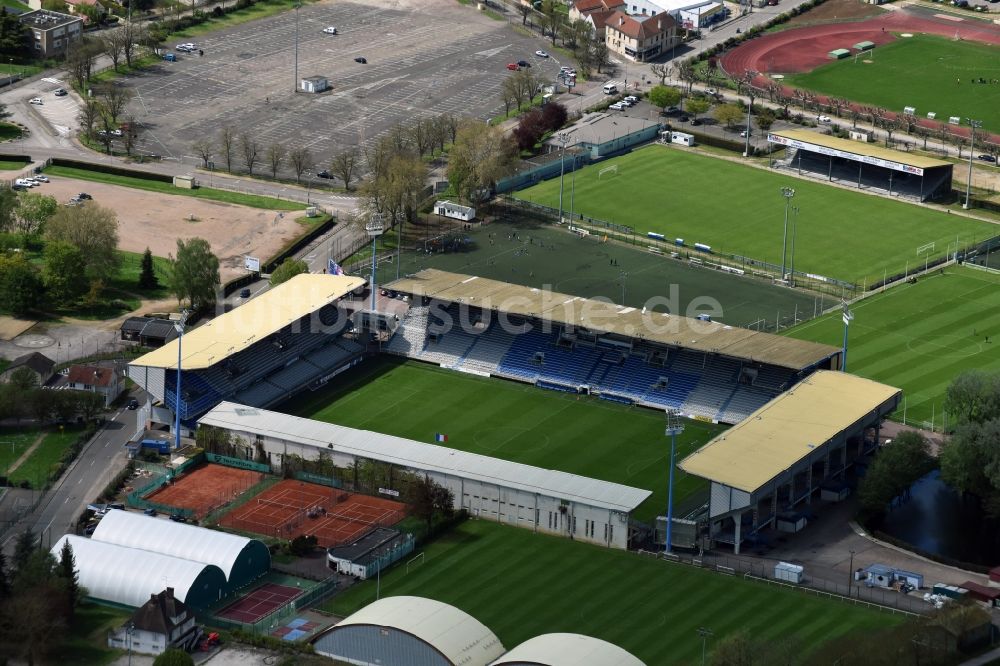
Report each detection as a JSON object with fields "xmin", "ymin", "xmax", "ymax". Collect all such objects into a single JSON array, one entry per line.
[
  {"xmin": 107, "ymin": 588, "xmax": 200, "ymax": 656},
  {"xmin": 491, "ymin": 633, "xmax": 646, "ymax": 666},
  {"xmin": 198, "ymin": 402, "xmax": 651, "ymax": 550}
]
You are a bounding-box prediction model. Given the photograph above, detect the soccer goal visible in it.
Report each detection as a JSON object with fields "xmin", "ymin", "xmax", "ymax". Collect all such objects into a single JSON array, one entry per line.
[
  {"xmin": 405, "ymin": 552, "xmax": 425, "ymax": 574},
  {"xmin": 598, "ymin": 165, "xmax": 619, "ymax": 180}
]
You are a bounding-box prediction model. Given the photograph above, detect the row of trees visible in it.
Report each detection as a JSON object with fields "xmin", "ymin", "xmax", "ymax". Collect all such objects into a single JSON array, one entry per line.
[
  {"xmin": 500, "ymin": 69, "xmax": 548, "ymax": 118},
  {"xmin": 523, "ymin": 0, "xmax": 611, "ymax": 78},
  {"xmin": 0, "ymin": 530, "xmax": 82, "ymax": 664},
  {"xmin": 941, "ymin": 370, "xmax": 1000, "ymax": 518},
  {"xmin": 512, "ymin": 101, "xmax": 567, "ymax": 152},
  {"xmin": 0, "ymin": 376, "xmax": 106, "ymax": 427}
]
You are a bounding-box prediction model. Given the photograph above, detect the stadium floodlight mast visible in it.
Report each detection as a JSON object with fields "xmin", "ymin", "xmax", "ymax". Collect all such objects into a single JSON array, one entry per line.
[
  {"xmin": 366, "ymin": 214, "xmax": 385, "ymax": 311},
  {"xmin": 779, "ymin": 187, "xmax": 795, "ymax": 283},
  {"xmin": 557, "ymin": 132, "xmax": 570, "ymax": 224},
  {"xmin": 664, "ymin": 409, "xmax": 685, "ymax": 555},
  {"xmin": 172, "ymin": 310, "xmax": 188, "ymax": 453},
  {"xmin": 964, "ymin": 119, "xmax": 982, "ymax": 210},
  {"xmin": 742, "ymin": 72, "xmax": 757, "ymax": 158},
  {"xmin": 841, "ymin": 301, "xmax": 854, "ymax": 372}
]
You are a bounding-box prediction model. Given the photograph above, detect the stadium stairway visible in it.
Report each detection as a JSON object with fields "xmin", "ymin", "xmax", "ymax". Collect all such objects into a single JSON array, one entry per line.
[
  {"xmin": 455, "ymin": 325, "xmax": 516, "ymax": 375},
  {"xmin": 385, "ymin": 306, "xmax": 429, "ymax": 358}
]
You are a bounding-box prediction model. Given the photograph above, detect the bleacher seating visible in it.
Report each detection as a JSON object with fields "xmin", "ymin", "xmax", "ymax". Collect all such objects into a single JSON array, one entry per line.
[
  {"xmin": 268, "ymin": 358, "xmax": 323, "ymax": 391},
  {"xmin": 460, "ymin": 326, "xmax": 516, "ymax": 375},
  {"xmin": 234, "ymin": 380, "xmax": 286, "ymax": 407},
  {"xmin": 385, "ymin": 306, "xmax": 429, "ymax": 357}
]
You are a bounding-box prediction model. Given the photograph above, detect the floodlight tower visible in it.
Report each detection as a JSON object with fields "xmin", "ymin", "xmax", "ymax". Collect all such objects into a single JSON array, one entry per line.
[
  {"xmin": 557, "ymin": 133, "xmax": 570, "ymax": 224},
  {"xmin": 779, "ymin": 187, "xmax": 795, "ymax": 282},
  {"xmin": 841, "ymin": 301, "xmax": 854, "ymax": 372},
  {"xmin": 172, "ymin": 310, "xmax": 188, "ymax": 452},
  {"xmin": 964, "ymin": 119, "xmax": 982, "ymax": 210},
  {"xmin": 665, "ymin": 408, "xmax": 685, "ymax": 554},
  {"xmin": 366, "ymin": 214, "xmax": 385, "ymax": 311}
]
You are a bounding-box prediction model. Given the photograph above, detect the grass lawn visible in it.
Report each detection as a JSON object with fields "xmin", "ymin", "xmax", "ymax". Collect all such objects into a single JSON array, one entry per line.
[
  {"xmin": 0, "ymin": 0, "xmax": 30, "ymax": 10},
  {"xmin": 0, "ymin": 427, "xmax": 40, "ymax": 479},
  {"xmin": 786, "ymin": 266, "xmax": 1000, "ymax": 426},
  {"xmin": 43, "ymin": 165, "xmax": 304, "ymax": 211},
  {"xmin": 0, "ymin": 159, "xmax": 29, "ymax": 170},
  {"xmin": 283, "ymin": 357, "xmax": 724, "ymax": 522},
  {"xmin": 112, "ymin": 250, "xmax": 173, "ymax": 300},
  {"xmin": 376, "ymin": 217, "xmax": 819, "ymax": 330},
  {"xmin": 47, "ymin": 603, "xmax": 129, "ymax": 666},
  {"xmin": 323, "ymin": 520, "xmax": 900, "ymax": 663},
  {"xmin": 8, "ymin": 425, "xmax": 86, "ymax": 488},
  {"xmin": 0, "ymin": 123, "xmax": 24, "ymax": 142},
  {"xmin": 514, "ymin": 145, "xmax": 995, "ymax": 285},
  {"xmin": 785, "ymin": 34, "xmax": 1000, "ymax": 133}
]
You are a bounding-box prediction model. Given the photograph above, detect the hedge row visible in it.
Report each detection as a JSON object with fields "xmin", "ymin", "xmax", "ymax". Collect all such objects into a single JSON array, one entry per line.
[{"xmin": 49, "ymin": 157, "xmax": 174, "ymax": 183}]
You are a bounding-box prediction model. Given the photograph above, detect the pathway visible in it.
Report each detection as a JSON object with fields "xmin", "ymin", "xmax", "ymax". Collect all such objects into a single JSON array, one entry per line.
[{"xmin": 4, "ymin": 434, "xmax": 44, "ymax": 478}]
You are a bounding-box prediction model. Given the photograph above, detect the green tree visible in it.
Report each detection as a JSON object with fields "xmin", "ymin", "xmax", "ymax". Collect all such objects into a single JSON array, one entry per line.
[
  {"xmin": 139, "ymin": 247, "xmax": 159, "ymax": 290},
  {"xmin": 939, "ymin": 370, "xmax": 1000, "ymax": 516},
  {"xmin": 44, "ymin": 203, "xmax": 120, "ymax": 284},
  {"xmin": 858, "ymin": 431, "xmax": 934, "ymax": 517},
  {"xmin": 714, "ymin": 103, "xmax": 745, "ymax": 130},
  {"xmin": 57, "ymin": 539, "xmax": 80, "ymax": 617},
  {"xmin": 685, "ymin": 96, "xmax": 711, "ymax": 121},
  {"xmin": 269, "ymin": 257, "xmax": 308, "ymax": 286},
  {"xmin": 0, "ymin": 185, "xmax": 17, "ymax": 234},
  {"xmin": 11, "ymin": 527, "xmax": 37, "ymax": 572},
  {"xmin": 42, "ymin": 240, "xmax": 87, "ymax": 306},
  {"xmin": 755, "ymin": 108, "xmax": 777, "ymax": 132},
  {"xmin": 153, "ymin": 648, "xmax": 195, "ymax": 666},
  {"xmin": 8, "ymin": 366, "xmax": 38, "ymax": 391},
  {"xmin": 169, "ymin": 237, "xmax": 220, "ymax": 309},
  {"xmin": 944, "ymin": 370, "xmax": 1000, "ymax": 426},
  {"xmin": 407, "ymin": 475, "xmax": 455, "ymax": 531},
  {"xmin": 0, "ymin": 252, "xmax": 42, "ymax": 316},
  {"xmin": 540, "ymin": 0, "xmax": 562, "ymax": 46},
  {"xmin": 13, "ymin": 192, "xmax": 57, "ymax": 240},
  {"xmin": 647, "ymin": 85, "xmax": 681, "ymax": 112},
  {"xmin": 0, "ymin": 549, "xmax": 8, "ymax": 598},
  {"xmin": 447, "ymin": 120, "xmax": 517, "ymax": 207},
  {"xmin": 710, "ymin": 629, "xmax": 759, "ymax": 666}
]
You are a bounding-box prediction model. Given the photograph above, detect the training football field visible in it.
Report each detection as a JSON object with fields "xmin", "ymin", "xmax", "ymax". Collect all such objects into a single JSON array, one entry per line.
[
  {"xmin": 786, "ymin": 266, "xmax": 1000, "ymax": 426},
  {"xmin": 515, "ymin": 145, "xmax": 993, "ymax": 285},
  {"xmin": 325, "ymin": 520, "xmax": 900, "ymax": 663},
  {"xmin": 285, "ymin": 358, "xmax": 724, "ymax": 522},
  {"xmin": 376, "ymin": 216, "xmax": 819, "ymax": 330},
  {"xmin": 785, "ymin": 35, "xmax": 1000, "ymax": 133}
]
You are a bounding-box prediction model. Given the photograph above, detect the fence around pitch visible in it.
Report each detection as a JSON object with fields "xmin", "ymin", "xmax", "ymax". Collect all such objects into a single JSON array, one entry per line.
[
  {"xmin": 201, "ymin": 575, "xmax": 340, "ymax": 636},
  {"xmin": 205, "ymin": 452, "xmax": 271, "ymax": 474},
  {"xmin": 292, "ymin": 471, "xmax": 343, "ymax": 489}
]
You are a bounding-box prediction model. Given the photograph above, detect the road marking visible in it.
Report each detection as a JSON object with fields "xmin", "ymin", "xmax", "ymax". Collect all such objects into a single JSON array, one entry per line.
[{"xmin": 475, "ymin": 44, "xmax": 511, "ymax": 58}]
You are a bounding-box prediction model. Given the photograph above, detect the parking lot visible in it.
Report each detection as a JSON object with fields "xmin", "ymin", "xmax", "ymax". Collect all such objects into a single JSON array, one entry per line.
[{"xmin": 122, "ymin": 0, "xmax": 563, "ymax": 175}]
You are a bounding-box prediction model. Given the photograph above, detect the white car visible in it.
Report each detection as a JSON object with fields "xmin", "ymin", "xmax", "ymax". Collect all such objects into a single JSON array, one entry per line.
[
  {"xmin": 111, "ymin": 129, "xmax": 123, "ymax": 137},
  {"xmin": 535, "ymin": 50, "xmax": 549, "ymax": 58},
  {"xmin": 818, "ymin": 115, "xmax": 832, "ymax": 123},
  {"xmin": 706, "ymin": 88, "xmax": 719, "ymax": 96},
  {"xmin": 33, "ymin": 175, "xmax": 49, "ymax": 182},
  {"xmin": 29, "ymin": 97, "xmax": 42, "ymax": 105},
  {"xmin": 175, "ymin": 43, "xmax": 195, "ymax": 52},
  {"xmin": 609, "ymin": 102, "xmax": 626, "ymax": 111},
  {"xmin": 15, "ymin": 178, "xmax": 36, "ymax": 187},
  {"xmin": 624, "ymin": 95, "xmax": 638, "ymax": 105},
  {"xmin": 322, "ymin": 26, "xmax": 337, "ymax": 34}
]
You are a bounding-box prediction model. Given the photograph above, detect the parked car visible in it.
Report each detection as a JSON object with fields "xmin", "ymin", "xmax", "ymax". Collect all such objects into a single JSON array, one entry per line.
[
  {"xmin": 163, "ymin": 53, "xmax": 177, "ymax": 62},
  {"xmin": 77, "ymin": 192, "xmax": 92, "ymax": 200},
  {"xmin": 317, "ymin": 170, "xmax": 333, "ymax": 179},
  {"xmin": 535, "ymin": 50, "xmax": 549, "ymax": 58},
  {"xmin": 53, "ymin": 88, "xmax": 67, "ymax": 97},
  {"xmin": 29, "ymin": 97, "xmax": 42, "ymax": 105},
  {"xmin": 322, "ymin": 26, "xmax": 338, "ymax": 34},
  {"xmin": 690, "ymin": 118, "xmax": 702, "ymax": 126},
  {"xmin": 143, "ymin": 508, "xmax": 157, "ymax": 516},
  {"xmin": 624, "ymin": 95, "xmax": 638, "ymax": 105},
  {"xmin": 506, "ymin": 63, "xmax": 519, "ymax": 71},
  {"xmin": 169, "ymin": 513, "xmax": 188, "ymax": 523},
  {"xmin": 517, "ymin": 60, "xmax": 530, "ymax": 68},
  {"xmin": 14, "ymin": 178, "xmax": 35, "ymax": 187},
  {"xmin": 705, "ymin": 88, "xmax": 719, "ymax": 96},
  {"xmin": 817, "ymin": 115, "xmax": 832, "ymax": 123},
  {"xmin": 33, "ymin": 174, "xmax": 49, "ymax": 182},
  {"xmin": 977, "ymin": 154, "xmax": 997, "ymax": 163},
  {"xmin": 354, "ymin": 56, "xmax": 367, "ymax": 64},
  {"xmin": 664, "ymin": 106, "xmax": 680, "ymax": 115},
  {"xmin": 609, "ymin": 102, "xmax": 625, "ymax": 111},
  {"xmin": 239, "ymin": 288, "xmax": 251, "ymax": 298},
  {"xmin": 678, "ymin": 115, "xmax": 690, "ymax": 122},
  {"xmin": 127, "ymin": 398, "xmax": 139, "ymax": 410},
  {"xmin": 740, "ymin": 130, "xmax": 752, "ymax": 138}
]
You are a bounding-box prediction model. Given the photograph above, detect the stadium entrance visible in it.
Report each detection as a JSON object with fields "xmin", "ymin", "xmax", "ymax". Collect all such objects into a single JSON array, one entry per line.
[{"xmin": 768, "ymin": 129, "xmax": 953, "ymax": 202}]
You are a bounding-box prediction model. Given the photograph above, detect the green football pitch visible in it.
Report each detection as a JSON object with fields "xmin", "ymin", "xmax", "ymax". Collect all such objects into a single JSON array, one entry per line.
[
  {"xmin": 786, "ymin": 266, "xmax": 1000, "ymax": 426},
  {"xmin": 785, "ymin": 34, "xmax": 1000, "ymax": 133},
  {"xmin": 324, "ymin": 520, "xmax": 901, "ymax": 663},
  {"xmin": 375, "ymin": 216, "xmax": 822, "ymax": 331},
  {"xmin": 284, "ymin": 357, "xmax": 725, "ymax": 522},
  {"xmin": 514, "ymin": 145, "xmax": 993, "ymax": 285}
]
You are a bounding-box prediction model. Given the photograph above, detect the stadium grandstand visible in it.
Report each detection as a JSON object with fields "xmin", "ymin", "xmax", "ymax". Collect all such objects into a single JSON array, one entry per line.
[
  {"xmin": 128, "ymin": 273, "xmax": 366, "ymax": 438},
  {"xmin": 679, "ymin": 371, "xmax": 901, "ymax": 554},
  {"xmin": 768, "ymin": 129, "xmax": 953, "ymax": 202},
  {"xmin": 382, "ymin": 269, "xmax": 840, "ymax": 425}
]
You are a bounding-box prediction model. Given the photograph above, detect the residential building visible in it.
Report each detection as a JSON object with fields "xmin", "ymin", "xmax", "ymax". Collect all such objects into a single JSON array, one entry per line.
[
  {"xmin": 65, "ymin": 364, "xmax": 122, "ymax": 406},
  {"xmin": 0, "ymin": 352, "xmax": 54, "ymax": 386},
  {"xmin": 120, "ymin": 317, "xmax": 179, "ymax": 348},
  {"xmin": 604, "ymin": 10, "xmax": 679, "ymax": 62},
  {"xmin": 17, "ymin": 10, "xmax": 83, "ymax": 57},
  {"xmin": 569, "ymin": 0, "xmax": 626, "ymax": 37},
  {"xmin": 107, "ymin": 588, "xmax": 201, "ymax": 656}
]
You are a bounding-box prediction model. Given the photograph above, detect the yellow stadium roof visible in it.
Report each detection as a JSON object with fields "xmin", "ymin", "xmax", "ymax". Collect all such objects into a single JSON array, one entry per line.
[
  {"xmin": 678, "ymin": 371, "xmax": 901, "ymax": 494},
  {"xmin": 769, "ymin": 129, "xmax": 951, "ymax": 170},
  {"xmin": 387, "ymin": 269, "xmax": 839, "ymax": 370},
  {"xmin": 130, "ymin": 273, "xmax": 365, "ymax": 370}
]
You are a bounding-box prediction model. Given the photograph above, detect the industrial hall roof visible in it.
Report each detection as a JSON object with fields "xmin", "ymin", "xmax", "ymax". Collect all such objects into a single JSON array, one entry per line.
[
  {"xmin": 678, "ymin": 371, "xmax": 901, "ymax": 494},
  {"xmin": 130, "ymin": 273, "xmax": 365, "ymax": 370},
  {"xmin": 386, "ymin": 269, "xmax": 839, "ymax": 370}
]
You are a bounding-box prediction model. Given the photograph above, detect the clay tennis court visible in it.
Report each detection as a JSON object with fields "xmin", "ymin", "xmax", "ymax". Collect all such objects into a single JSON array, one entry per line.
[
  {"xmin": 215, "ymin": 582, "xmax": 302, "ymax": 624},
  {"xmin": 145, "ymin": 463, "xmax": 264, "ymax": 518},
  {"xmin": 219, "ymin": 479, "xmax": 408, "ymax": 547}
]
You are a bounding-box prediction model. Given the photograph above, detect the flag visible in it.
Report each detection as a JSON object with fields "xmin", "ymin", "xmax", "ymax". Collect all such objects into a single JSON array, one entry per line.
[
  {"xmin": 435, "ymin": 433, "xmax": 448, "ymax": 443},
  {"xmin": 328, "ymin": 259, "xmax": 344, "ymax": 276}
]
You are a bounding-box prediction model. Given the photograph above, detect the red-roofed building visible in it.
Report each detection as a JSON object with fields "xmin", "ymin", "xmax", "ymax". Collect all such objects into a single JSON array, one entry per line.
[
  {"xmin": 570, "ymin": 0, "xmax": 628, "ymax": 37},
  {"xmin": 605, "ymin": 10, "xmax": 679, "ymax": 62},
  {"xmin": 66, "ymin": 364, "xmax": 122, "ymax": 407}
]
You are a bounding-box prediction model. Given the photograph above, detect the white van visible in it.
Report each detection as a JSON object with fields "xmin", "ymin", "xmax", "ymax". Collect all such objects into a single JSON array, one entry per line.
[{"xmin": 602, "ymin": 83, "xmax": 618, "ymax": 95}]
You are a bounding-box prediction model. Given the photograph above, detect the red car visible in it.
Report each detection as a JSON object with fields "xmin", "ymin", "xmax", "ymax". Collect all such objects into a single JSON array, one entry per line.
[{"xmin": 506, "ymin": 63, "xmax": 519, "ymax": 71}]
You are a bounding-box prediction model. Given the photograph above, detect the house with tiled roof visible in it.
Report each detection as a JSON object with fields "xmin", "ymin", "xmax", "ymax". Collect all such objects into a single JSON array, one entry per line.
[
  {"xmin": 604, "ymin": 10, "xmax": 679, "ymax": 62},
  {"xmin": 65, "ymin": 364, "xmax": 122, "ymax": 406},
  {"xmin": 107, "ymin": 588, "xmax": 201, "ymax": 656},
  {"xmin": 0, "ymin": 352, "xmax": 55, "ymax": 386},
  {"xmin": 570, "ymin": 0, "xmax": 627, "ymax": 37}
]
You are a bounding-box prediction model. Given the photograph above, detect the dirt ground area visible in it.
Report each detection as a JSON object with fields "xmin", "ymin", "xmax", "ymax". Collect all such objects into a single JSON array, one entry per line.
[
  {"xmin": 41, "ymin": 176, "xmax": 307, "ymax": 283},
  {"xmin": 0, "ymin": 317, "xmax": 35, "ymax": 341},
  {"xmin": 784, "ymin": 0, "xmax": 888, "ymax": 26}
]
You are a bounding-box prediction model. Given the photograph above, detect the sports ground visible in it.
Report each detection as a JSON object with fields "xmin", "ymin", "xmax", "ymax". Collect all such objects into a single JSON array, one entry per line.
[
  {"xmin": 787, "ymin": 266, "xmax": 1000, "ymax": 426},
  {"xmin": 379, "ymin": 214, "xmax": 821, "ymax": 331},
  {"xmin": 785, "ymin": 35, "xmax": 1000, "ymax": 132},
  {"xmin": 145, "ymin": 464, "xmax": 264, "ymax": 518},
  {"xmin": 325, "ymin": 520, "xmax": 900, "ymax": 663},
  {"xmin": 515, "ymin": 146, "xmax": 994, "ymax": 285},
  {"xmin": 285, "ymin": 357, "xmax": 724, "ymax": 522}
]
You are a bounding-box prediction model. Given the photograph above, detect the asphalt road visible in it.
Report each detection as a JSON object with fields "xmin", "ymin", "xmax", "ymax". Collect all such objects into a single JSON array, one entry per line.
[{"xmin": 0, "ymin": 399, "xmax": 142, "ymax": 555}]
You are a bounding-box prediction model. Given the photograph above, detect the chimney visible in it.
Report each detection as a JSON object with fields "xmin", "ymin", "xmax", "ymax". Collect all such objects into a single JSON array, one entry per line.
[
  {"xmin": 166, "ymin": 587, "xmax": 174, "ymax": 599},
  {"xmin": 619, "ymin": 16, "xmax": 624, "ymax": 25}
]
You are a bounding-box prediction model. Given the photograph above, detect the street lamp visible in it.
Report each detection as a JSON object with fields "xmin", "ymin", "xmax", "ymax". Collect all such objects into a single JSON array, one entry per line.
[
  {"xmin": 779, "ymin": 187, "xmax": 795, "ymax": 282},
  {"xmin": 556, "ymin": 133, "xmax": 569, "ymax": 224},
  {"xmin": 964, "ymin": 119, "xmax": 982, "ymax": 210},
  {"xmin": 619, "ymin": 271, "xmax": 628, "ymax": 305},
  {"xmin": 126, "ymin": 622, "xmax": 135, "ymax": 666},
  {"xmin": 366, "ymin": 214, "xmax": 384, "ymax": 311},
  {"xmin": 172, "ymin": 311, "xmax": 188, "ymax": 452},
  {"xmin": 664, "ymin": 409, "xmax": 685, "ymax": 554},
  {"xmin": 847, "ymin": 549, "xmax": 856, "ymax": 597},
  {"xmin": 697, "ymin": 627, "xmax": 713, "ymax": 666},
  {"xmin": 789, "ymin": 206, "xmax": 798, "ymax": 287}
]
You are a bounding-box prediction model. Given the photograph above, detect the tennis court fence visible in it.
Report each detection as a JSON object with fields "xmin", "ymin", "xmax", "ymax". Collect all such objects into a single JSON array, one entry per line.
[{"xmin": 201, "ymin": 575, "xmax": 340, "ymax": 636}]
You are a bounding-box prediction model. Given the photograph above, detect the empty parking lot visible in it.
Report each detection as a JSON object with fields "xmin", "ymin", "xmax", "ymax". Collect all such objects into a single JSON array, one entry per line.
[{"xmin": 123, "ymin": 0, "xmax": 562, "ymax": 175}]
